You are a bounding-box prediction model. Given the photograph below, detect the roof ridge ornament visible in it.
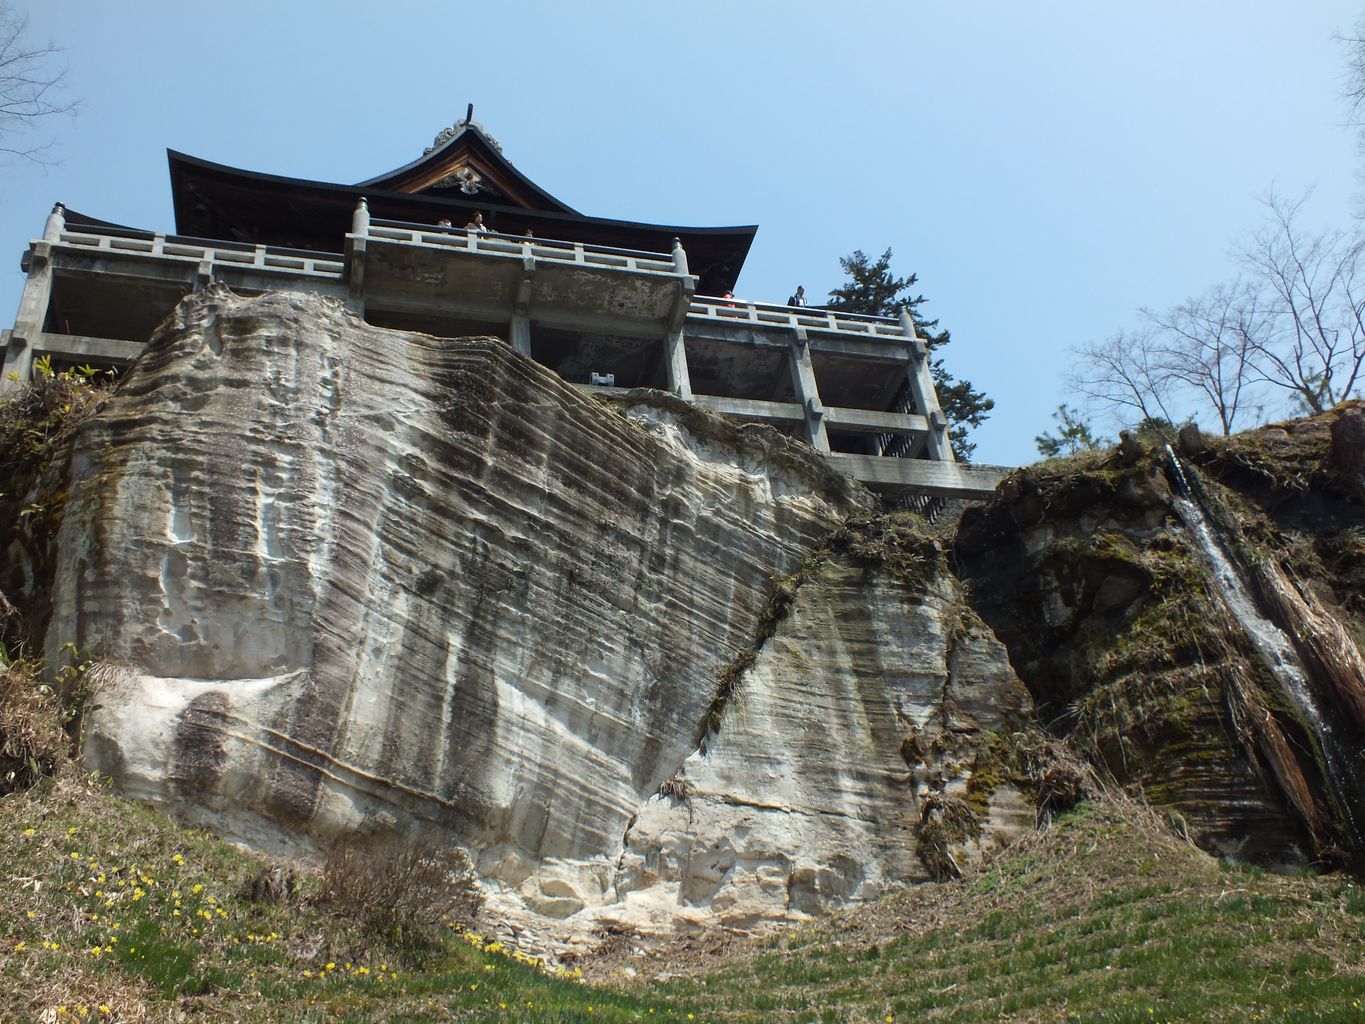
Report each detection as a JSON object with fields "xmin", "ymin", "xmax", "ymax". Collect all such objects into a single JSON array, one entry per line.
[{"xmin": 424, "ymin": 103, "xmax": 504, "ymax": 157}]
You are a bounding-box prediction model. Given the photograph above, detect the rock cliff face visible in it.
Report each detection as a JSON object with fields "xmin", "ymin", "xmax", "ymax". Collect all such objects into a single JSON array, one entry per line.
[
  {"xmin": 46, "ymin": 288, "xmax": 1035, "ymax": 934},
  {"xmin": 26, "ymin": 287, "xmax": 1364, "ymax": 939},
  {"xmin": 956, "ymin": 415, "xmax": 1365, "ymax": 868}
]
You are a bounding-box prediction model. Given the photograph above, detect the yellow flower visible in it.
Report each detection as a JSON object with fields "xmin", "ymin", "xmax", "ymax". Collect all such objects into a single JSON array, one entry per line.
[
  {"xmin": 22, "ymin": 827, "xmax": 35, "ymax": 836},
  {"xmin": 326, "ymin": 962, "xmax": 335, "ymax": 971},
  {"xmin": 171, "ymin": 853, "xmax": 183, "ymax": 864},
  {"xmin": 99, "ymin": 1006, "xmax": 110, "ymax": 1015},
  {"xmin": 13, "ymin": 942, "xmax": 24, "ymax": 952}
]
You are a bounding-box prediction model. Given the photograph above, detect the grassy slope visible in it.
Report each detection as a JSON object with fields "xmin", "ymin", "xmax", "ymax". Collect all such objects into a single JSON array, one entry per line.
[
  {"xmin": 650, "ymin": 800, "xmax": 1365, "ymax": 1023},
  {"xmin": 3, "ymin": 781, "xmax": 1363, "ymax": 1023},
  {"xmin": 0, "ymin": 777, "xmax": 694, "ymax": 1023}
]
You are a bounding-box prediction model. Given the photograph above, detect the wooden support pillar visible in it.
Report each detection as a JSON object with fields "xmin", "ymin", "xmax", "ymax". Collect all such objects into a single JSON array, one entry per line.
[
  {"xmin": 665, "ymin": 327, "xmax": 692, "ymax": 400},
  {"xmin": 899, "ymin": 308, "xmax": 953, "ymax": 462},
  {"xmin": 510, "ymin": 315, "xmax": 532, "ymax": 357},
  {"xmin": 663, "ymin": 237, "xmax": 696, "ymax": 401},
  {"xmin": 2, "ymin": 204, "xmax": 62, "ymax": 393},
  {"xmin": 789, "ymin": 327, "xmax": 830, "ymax": 453},
  {"xmin": 510, "ymin": 261, "xmax": 534, "ymax": 357},
  {"xmin": 345, "ymin": 198, "xmax": 369, "ymax": 317}
]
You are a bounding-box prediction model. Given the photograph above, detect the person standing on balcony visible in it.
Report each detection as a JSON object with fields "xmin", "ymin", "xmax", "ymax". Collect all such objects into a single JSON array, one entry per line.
[
  {"xmin": 436, "ymin": 218, "xmax": 453, "ymax": 228},
  {"xmin": 788, "ymin": 285, "xmax": 807, "ymax": 307},
  {"xmin": 465, "ymin": 212, "xmax": 490, "ymax": 232}
]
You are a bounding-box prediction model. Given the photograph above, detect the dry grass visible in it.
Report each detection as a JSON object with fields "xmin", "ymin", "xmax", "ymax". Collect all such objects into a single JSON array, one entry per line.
[
  {"xmin": 0, "ymin": 658, "xmax": 70, "ymax": 795},
  {"xmin": 319, "ymin": 840, "xmax": 483, "ymax": 939}
]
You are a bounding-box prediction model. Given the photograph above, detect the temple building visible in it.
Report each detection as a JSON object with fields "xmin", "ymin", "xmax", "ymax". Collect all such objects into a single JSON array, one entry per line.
[{"xmin": 1, "ymin": 115, "xmax": 1003, "ymax": 497}]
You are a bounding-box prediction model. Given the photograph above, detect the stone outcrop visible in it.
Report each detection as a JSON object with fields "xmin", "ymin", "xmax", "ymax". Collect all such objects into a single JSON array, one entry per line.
[
  {"xmin": 48, "ymin": 288, "xmax": 1035, "ymax": 934},
  {"xmin": 38, "ymin": 286, "xmax": 1364, "ymax": 937},
  {"xmin": 607, "ymin": 555, "xmax": 1033, "ymax": 933},
  {"xmin": 956, "ymin": 412, "xmax": 1365, "ymax": 868}
]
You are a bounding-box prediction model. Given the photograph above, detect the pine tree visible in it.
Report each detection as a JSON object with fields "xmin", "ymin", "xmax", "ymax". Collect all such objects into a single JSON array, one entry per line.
[
  {"xmin": 1034, "ymin": 404, "xmax": 1100, "ymax": 458},
  {"xmin": 827, "ymin": 249, "xmax": 993, "ymax": 461}
]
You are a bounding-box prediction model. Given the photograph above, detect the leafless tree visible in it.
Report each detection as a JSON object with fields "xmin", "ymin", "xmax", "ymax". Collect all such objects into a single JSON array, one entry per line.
[
  {"xmin": 1238, "ymin": 192, "xmax": 1365, "ymax": 414},
  {"xmin": 1068, "ymin": 328, "xmax": 1184, "ymax": 432},
  {"xmin": 1343, "ymin": 15, "xmax": 1365, "ymax": 122},
  {"xmin": 0, "ymin": 3, "xmax": 75, "ymax": 163},
  {"xmin": 1341, "ymin": 16, "xmax": 1365, "ymax": 173},
  {"xmin": 1140, "ymin": 280, "xmax": 1266, "ymax": 435}
]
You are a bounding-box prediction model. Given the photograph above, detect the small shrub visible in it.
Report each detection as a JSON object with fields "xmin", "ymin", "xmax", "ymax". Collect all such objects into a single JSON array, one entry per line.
[
  {"xmin": 917, "ymin": 795, "xmax": 981, "ymax": 881},
  {"xmin": 0, "ymin": 657, "xmax": 68, "ymax": 793},
  {"xmin": 320, "ymin": 838, "xmax": 483, "ymax": 939},
  {"xmin": 241, "ymin": 863, "xmax": 299, "ymax": 904},
  {"xmin": 659, "ymin": 774, "xmax": 694, "ymax": 801}
]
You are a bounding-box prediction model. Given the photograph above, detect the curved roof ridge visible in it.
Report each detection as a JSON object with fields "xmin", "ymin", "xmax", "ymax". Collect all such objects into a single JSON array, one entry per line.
[{"xmin": 354, "ymin": 120, "xmax": 578, "ymax": 215}]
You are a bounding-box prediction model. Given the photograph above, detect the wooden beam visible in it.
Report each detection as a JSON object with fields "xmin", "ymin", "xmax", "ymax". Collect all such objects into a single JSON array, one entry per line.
[
  {"xmin": 692, "ymin": 395, "xmax": 804, "ymax": 425},
  {"xmin": 825, "ymin": 454, "xmax": 1008, "ymax": 498},
  {"xmin": 823, "ymin": 407, "xmax": 929, "ymax": 435}
]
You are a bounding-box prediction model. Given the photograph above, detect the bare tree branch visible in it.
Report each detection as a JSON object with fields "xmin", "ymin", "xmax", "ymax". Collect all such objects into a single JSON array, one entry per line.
[
  {"xmin": 0, "ymin": 3, "xmax": 76, "ymax": 164},
  {"xmin": 1141, "ymin": 280, "xmax": 1267, "ymax": 435},
  {"xmin": 1067, "ymin": 328, "xmax": 1183, "ymax": 432},
  {"xmin": 1237, "ymin": 191, "xmax": 1365, "ymax": 414}
]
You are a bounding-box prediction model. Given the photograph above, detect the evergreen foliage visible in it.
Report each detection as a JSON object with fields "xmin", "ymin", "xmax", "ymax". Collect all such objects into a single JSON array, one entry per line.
[
  {"xmin": 827, "ymin": 248, "xmax": 993, "ymax": 460},
  {"xmin": 1035, "ymin": 403, "xmax": 1101, "ymax": 458}
]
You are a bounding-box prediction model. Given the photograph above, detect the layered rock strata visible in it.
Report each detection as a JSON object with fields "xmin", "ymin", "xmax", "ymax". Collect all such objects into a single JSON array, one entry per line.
[
  {"xmin": 955, "ymin": 413, "xmax": 1365, "ymax": 867},
  {"xmin": 53, "ymin": 288, "xmax": 1035, "ymax": 931}
]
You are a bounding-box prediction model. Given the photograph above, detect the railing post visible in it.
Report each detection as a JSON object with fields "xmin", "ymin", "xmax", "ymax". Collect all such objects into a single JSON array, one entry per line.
[
  {"xmin": 2, "ymin": 207, "xmax": 61, "ymax": 393},
  {"xmin": 899, "ymin": 306, "xmax": 954, "ymax": 462},
  {"xmin": 789, "ymin": 327, "xmax": 830, "ymax": 453},
  {"xmin": 351, "ymin": 196, "xmax": 370, "ymax": 237},
  {"xmin": 663, "ymin": 238, "xmax": 697, "ymax": 400},
  {"xmin": 42, "ymin": 202, "xmax": 65, "ymax": 243},
  {"xmin": 345, "ymin": 198, "xmax": 369, "ymax": 316}
]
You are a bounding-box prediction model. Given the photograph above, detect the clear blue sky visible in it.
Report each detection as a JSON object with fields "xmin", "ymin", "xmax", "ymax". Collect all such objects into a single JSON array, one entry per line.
[{"xmin": 3, "ymin": 1, "xmax": 1360, "ymax": 466}]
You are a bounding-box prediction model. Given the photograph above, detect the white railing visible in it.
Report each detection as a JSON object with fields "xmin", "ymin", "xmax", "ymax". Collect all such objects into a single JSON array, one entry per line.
[
  {"xmin": 56, "ymin": 231, "xmax": 345, "ymax": 277},
  {"xmin": 688, "ymin": 296, "xmax": 908, "ymax": 340},
  {"xmin": 367, "ymin": 219, "xmax": 680, "ymax": 276}
]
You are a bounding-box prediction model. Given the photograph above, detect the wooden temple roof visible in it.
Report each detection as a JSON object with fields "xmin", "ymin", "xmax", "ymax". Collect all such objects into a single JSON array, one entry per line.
[{"xmin": 166, "ymin": 120, "xmax": 757, "ymax": 295}]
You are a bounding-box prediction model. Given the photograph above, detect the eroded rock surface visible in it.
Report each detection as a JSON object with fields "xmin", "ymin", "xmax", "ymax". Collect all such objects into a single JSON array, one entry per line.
[
  {"xmin": 608, "ymin": 564, "xmax": 1033, "ymax": 933},
  {"xmin": 956, "ymin": 414, "xmax": 1365, "ymax": 868},
  {"xmin": 53, "ymin": 288, "xmax": 1035, "ymax": 934}
]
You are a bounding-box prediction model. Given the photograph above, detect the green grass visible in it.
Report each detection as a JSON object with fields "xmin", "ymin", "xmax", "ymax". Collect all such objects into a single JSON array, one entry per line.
[
  {"xmin": 642, "ymin": 802, "xmax": 1365, "ymax": 1023},
  {"xmin": 3, "ymin": 778, "xmax": 1364, "ymax": 1022},
  {"xmin": 0, "ymin": 775, "xmax": 697, "ymax": 1022}
]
